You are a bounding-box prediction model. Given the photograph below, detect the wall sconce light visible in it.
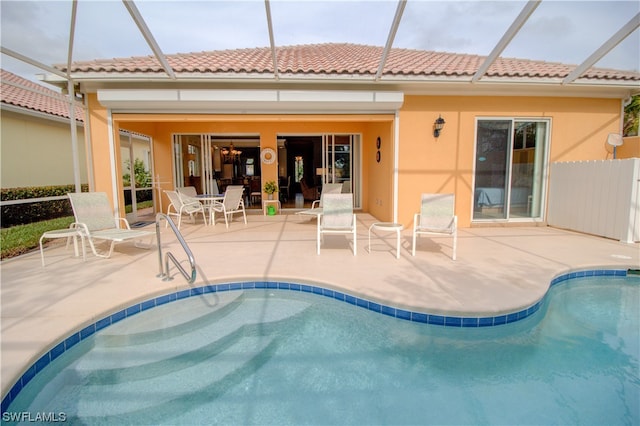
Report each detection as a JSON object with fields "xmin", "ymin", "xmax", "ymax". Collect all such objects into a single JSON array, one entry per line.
[{"xmin": 433, "ymin": 115, "xmax": 446, "ymax": 138}]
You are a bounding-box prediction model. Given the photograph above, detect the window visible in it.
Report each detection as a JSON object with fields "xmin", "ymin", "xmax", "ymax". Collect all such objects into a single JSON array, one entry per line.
[
  {"xmin": 294, "ymin": 156, "xmax": 304, "ymax": 183},
  {"xmin": 473, "ymin": 118, "xmax": 549, "ymax": 221}
]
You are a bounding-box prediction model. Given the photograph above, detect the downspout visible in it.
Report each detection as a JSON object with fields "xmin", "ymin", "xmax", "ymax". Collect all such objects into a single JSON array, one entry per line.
[
  {"xmin": 82, "ymin": 94, "xmax": 95, "ymax": 191},
  {"xmin": 66, "ymin": 81, "xmax": 81, "ymax": 193},
  {"xmin": 622, "ymin": 95, "xmax": 633, "ymax": 135},
  {"xmin": 106, "ymin": 109, "xmax": 121, "ymax": 218},
  {"xmin": 393, "ymin": 110, "xmax": 400, "ymax": 223}
]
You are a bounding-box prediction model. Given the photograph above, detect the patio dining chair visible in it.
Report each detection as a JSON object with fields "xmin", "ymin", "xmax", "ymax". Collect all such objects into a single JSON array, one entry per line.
[
  {"xmin": 67, "ymin": 192, "xmax": 154, "ymax": 259},
  {"xmin": 412, "ymin": 193, "xmax": 457, "ymax": 260},
  {"xmin": 249, "ymin": 178, "xmax": 262, "ymax": 207},
  {"xmin": 165, "ymin": 190, "xmax": 208, "ymax": 229},
  {"xmin": 280, "ymin": 175, "xmax": 291, "ymax": 202},
  {"xmin": 177, "ymin": 186, "xmax": 199, "ymax": 198},
  {"xmin": 209, "ymin": 185, "xmax": 247, "ymax": 228},
  {"xmin": 317, "ymin": 193, "xmax": 357, "ymax": 255}
]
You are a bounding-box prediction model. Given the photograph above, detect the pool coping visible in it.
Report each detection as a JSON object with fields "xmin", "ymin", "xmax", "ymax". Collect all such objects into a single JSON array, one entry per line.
[{"xmin": 1, "ymin": 267, "xmax": 632, "ymax": 413}]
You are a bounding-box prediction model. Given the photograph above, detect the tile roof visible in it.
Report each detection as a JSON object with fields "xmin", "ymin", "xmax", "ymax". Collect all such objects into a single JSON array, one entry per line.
[
  {"xmin": 60, "ymin": 43, "xmax": 639, "ymax": 82},
  {"xmin": 0, "ymin": 70, "xmax": 84, "ymax": 122}
]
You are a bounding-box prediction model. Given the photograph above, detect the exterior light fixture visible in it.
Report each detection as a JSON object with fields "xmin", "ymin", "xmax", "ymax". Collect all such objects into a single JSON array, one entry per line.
[{"xmin": 433, "ymin": 115, "xmax": 446, "ymax": 138}]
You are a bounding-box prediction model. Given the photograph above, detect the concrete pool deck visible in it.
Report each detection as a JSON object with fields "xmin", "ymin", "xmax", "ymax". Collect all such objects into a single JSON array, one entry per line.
[{"xmin": 2, "ymin": 212, "xmax": 638, "ymax": 398}]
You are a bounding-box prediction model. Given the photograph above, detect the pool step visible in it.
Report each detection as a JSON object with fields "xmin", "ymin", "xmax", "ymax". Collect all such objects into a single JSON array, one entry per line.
[
  {"xmin": 24, "ymin": 291, "xmax": 312, "ymax": 421},
  {"xmin": 97, "ymin": 291, "xmax": 246, "ymax": 346},
  {"xmin": 43, "ymin": 335, "xmax": 280, "ymax": 419},
  {"xmin": 74, "ymin": 295, "xmax": 310, "ymax": 371}
]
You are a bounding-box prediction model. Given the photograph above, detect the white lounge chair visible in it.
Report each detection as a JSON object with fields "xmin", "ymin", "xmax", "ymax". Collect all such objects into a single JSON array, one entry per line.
[
  {"xmin": 317, "ymin": 193, "xmax": 357, "ymax": 255},
  {"xmin": 412, "ymin": 193, "xmax": 457, "ymax": 260},
  {"xmin": 209, "ymin": 185, "xmax": 247, "ymax": 228},
  {"xmin": 67, "ymin": 192, "xmax": 154, "ymax": 259},
  {"xmin": 165, "ymin": 190, "xmax": 208, "ymax": 229}
]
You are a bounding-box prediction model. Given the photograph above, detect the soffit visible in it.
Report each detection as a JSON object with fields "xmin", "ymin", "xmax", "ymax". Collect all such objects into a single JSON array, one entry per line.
[{"xmin": 97, "ymin": 89, "xmax": 405, "ymax": 114}]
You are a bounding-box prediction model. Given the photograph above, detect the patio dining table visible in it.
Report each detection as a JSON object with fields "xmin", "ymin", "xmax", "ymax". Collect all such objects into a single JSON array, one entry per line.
[
  {"xmin": 196, "ymin": 194, "xmax": 224, "ymax": 202},
  {"xmin": 195, "ymin": 193, "xmax": 224, "ymax": 210}
]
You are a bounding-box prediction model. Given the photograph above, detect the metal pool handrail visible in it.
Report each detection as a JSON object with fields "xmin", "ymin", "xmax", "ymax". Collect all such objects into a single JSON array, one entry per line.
[{"xmin": 155, "ymin": 213, "xmax": 197, "ymax": 283}]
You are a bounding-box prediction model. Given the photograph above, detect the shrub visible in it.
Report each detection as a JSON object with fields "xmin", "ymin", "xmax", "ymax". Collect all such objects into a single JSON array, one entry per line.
[{"xmin": 1, "ymin": 185, "xmax": 88, "ymax": 228}]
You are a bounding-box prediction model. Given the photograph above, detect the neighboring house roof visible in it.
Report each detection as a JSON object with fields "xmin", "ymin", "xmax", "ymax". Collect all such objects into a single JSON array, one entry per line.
[
  {"xmin": 0, "ymin": 69, "xmax": 84, "ymax": 122},
  {"xmin": 59, "ymin": 43, "xmax": 639, "ymax": 83}
]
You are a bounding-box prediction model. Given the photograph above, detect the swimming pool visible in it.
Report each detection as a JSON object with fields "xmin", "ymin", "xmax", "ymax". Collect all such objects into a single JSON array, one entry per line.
[{"xmin": 3, "ymin": 271, "xmax": 638, "ymax": 425}]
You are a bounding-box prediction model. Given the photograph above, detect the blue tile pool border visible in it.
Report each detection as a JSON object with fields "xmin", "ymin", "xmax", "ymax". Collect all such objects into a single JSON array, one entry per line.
[{"xmin": 1, "ymin": 268, "xmax": 631, "ymax": 413}]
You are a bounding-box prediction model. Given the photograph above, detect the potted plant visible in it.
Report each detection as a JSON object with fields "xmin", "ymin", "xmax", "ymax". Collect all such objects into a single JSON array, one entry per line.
[{"xmin": 263, "ymin": 180, "xmax": 278, "ymax": 200}]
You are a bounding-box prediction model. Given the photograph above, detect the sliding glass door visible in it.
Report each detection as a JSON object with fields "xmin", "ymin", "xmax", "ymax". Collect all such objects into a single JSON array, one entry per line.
[
  {"xmin": 172, "ymin": 134, "xmax": 235, "ymax": 196},
  {"xmin": 473, "ymin": 119, "xmax": 549, "ymax": 221},
  {"xmin": 322, "ymin": 134, "xmax": 361, "ymax": 208},
  {"xmin": 120, "ymin": 131, "xmax": 153, "ymax": 222}
]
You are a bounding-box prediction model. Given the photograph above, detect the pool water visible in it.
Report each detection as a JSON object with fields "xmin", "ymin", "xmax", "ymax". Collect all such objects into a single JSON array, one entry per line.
[{"xmin": 6, "ymin": 275, "xmax": 639, "ymax": 425}]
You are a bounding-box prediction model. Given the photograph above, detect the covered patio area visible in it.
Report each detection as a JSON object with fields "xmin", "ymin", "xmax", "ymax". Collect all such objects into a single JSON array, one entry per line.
[{"xmin": 2, "ymin": 213, "xmax": 638, "ymax": 398}]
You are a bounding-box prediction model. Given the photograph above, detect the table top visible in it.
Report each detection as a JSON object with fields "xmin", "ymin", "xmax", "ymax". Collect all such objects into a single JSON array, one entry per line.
[
  {"xmin": 196, "ymin": 194, "xmax": 224, "ymax": 201},
  {"xmin": 370, "ymin": 222, "xmax": 403, "ymax": 230}
]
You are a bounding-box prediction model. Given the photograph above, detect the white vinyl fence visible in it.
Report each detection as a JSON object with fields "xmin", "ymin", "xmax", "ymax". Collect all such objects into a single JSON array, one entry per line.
[{"xmin": 548, "ymin": 159, "xmax": 639, "ymax": 243}]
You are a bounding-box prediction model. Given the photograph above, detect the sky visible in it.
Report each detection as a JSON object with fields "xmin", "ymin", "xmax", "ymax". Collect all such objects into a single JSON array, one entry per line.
[{"xmin": 1, "ymin": 0, "xmax": 639, "ymax": 84}]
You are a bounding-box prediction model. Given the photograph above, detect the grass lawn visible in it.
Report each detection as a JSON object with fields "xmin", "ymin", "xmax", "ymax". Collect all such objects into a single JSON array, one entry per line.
[{"xmin": 0, "ymin": 216, "xmax": 75, "ymax": 259}]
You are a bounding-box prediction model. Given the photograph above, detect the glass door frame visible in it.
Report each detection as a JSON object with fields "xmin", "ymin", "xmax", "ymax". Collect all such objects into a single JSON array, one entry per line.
[
  {"xmin": 321, "ymin": 133, "xmax": 361, "ymax": 209},
  {"xmin": 172, "ymin": 133, "xmax": 260, "ymax": 198},
  {"xmin": 472, "ymin": 117, "xmax": 550, "ymax": 222},
  {"xmin": 120, "ymin": 130, "xmax": 154, "ymax": 222},
  {"xmin": 172, "ymin": 133, "xmax": 213, "ymax": 194}
]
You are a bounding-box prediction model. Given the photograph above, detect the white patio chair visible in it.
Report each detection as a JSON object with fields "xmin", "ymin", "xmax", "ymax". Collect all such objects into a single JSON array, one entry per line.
[
  {"xmin": 177, "ymin": 186, "xmax": 199, "ymax": 198},
  {"xmin": 297, "ymin": 183, "xmax": 343, "ymax": 220},
  {"xmin": 311, "ymin": 183, "xmax": 343, "ymax": 209},
  {"xmin": 165, "ymin": 190, "xmax": 208, "ymax": 229},
  {"xmin": 317, "ymin": 193, "xmax": 357, "ymax": 255},
  {"xmin": 412, "ymin": 193, "xmax": 457, "ymax": 260},
  {"xmin": 209, "ymin": 185, "xmax": 247, "ymax": 228},
  {"xmin": 67, "ymin": 192, "xmax": 154, "ymax": 259}
]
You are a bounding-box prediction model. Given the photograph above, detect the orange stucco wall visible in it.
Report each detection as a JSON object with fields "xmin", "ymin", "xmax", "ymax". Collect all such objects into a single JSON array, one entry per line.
[
  {"xmin": 397, "ymin": 95, "xmax": 623, "ymax": 227},
  {"xmin": 86, "ymin": 94, "xmax": 114, "ymax": 204},
  {"xmin": 100, "ymin": 112, "xmax": 396, "ymax": 221},
  {"xmin": 86, "ymin": 93, "xmax": 623, "ymax": 228},
  {"xmin": 619, "ymin": 136, "xmax": 640, "ymax": 158}
]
